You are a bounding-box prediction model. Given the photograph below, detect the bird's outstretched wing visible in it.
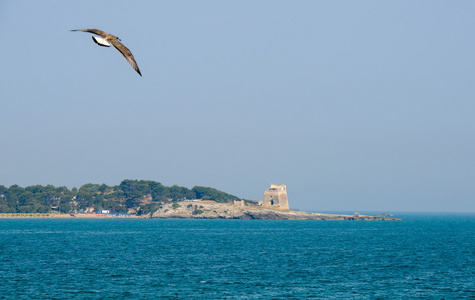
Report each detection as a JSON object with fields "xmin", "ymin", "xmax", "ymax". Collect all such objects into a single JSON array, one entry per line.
[
  {"xmin": 71, "ymin": 29, "xmax": 107, "ymax": 38},
  {"xmin": 110, "ymin": 39, "xmax": 142, "ymax": 76}
]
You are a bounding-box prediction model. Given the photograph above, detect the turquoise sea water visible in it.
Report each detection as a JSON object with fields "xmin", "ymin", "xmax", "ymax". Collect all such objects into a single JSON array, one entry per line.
[{"xmin": 0, "ymin": 214, "xmax": 473, "ymax": 299}]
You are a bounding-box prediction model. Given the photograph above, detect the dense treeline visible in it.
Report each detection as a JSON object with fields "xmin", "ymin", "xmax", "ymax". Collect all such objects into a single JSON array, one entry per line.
[{"xmin": 0, "ymin": 180, "xmax": 244, "ymax": 215}]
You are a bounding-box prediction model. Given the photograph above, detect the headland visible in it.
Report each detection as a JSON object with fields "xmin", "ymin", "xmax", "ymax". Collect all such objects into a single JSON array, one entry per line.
[
  {"xmin": 0, "ymin": 181, "xmax": 401, "ymax": 220},
  {"xmin": 152, "ymin": 200, "xmax": 401, "ymax": 220}
]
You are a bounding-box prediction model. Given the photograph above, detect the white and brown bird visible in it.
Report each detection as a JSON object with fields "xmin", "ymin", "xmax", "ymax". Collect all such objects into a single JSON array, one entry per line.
[{"xmin": 71, "ymin": 29, "xmax": 142, "ymax": 76}]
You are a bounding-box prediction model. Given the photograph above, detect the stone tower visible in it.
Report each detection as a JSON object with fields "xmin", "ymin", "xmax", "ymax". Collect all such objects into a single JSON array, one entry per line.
[{"xmin": 262, "ymin": 184, "xmax": 289, "ymax": 209}]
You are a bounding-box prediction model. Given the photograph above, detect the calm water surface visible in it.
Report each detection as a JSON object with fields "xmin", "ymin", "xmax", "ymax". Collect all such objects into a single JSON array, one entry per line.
[{"xmin": 0, "ymin": 214, "xmax": 473, "ymax": 299}]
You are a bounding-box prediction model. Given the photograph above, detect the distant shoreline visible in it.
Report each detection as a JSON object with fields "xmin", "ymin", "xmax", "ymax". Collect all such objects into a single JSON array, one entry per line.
[
  {"xmin": 0, "ymin": 201, "xmax": 402, "ymax": 221},
  {"xmin": 0, "ymin": 213, "xmax": 148, "ymax": 219},
  {"xmin": 151, "ymin": 200, "xmax": 402, "ymax": 221}
]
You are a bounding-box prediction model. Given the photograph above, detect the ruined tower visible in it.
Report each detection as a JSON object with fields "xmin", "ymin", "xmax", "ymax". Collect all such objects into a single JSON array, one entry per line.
[{"xmin": 262, "ymin": 184, "xmax": 289, "ymax": 209}]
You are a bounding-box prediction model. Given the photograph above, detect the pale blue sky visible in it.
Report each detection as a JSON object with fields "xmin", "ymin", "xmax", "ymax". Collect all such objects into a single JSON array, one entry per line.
[{"xmin": 1, "ymin": 1, "xmax": 474, "ymax": 212}]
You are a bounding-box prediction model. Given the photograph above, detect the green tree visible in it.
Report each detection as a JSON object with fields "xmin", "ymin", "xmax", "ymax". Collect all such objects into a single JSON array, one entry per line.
[
  {"xmin": 192, "ymin": 186, "xmax": 240, "ymax": 203},
  {"xmin": 120, "ymin": 180, "xmax": 151, "ymax": 199},
  {"xmin": 79, "ymin": 183, "xmax": 101, "ymax": 195},
  {"xmin": 169, "ymin": 185, "xmax": 194, "ymax": 201}
]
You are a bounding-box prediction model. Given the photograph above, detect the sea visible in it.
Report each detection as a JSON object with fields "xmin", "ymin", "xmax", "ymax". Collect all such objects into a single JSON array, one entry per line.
[{"xmin": 0, "ymin": 213, "xmax": 473, "ymax": 299}]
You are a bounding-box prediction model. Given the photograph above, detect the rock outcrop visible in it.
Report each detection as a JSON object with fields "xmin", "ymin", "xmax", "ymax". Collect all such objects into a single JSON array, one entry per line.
[{"xmin": 151, "ymin": 200, "xmax": 400, "ymax": 220}]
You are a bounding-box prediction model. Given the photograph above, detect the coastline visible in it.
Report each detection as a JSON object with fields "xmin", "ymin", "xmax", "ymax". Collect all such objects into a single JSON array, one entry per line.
[
  {"xmin": 0, "ymin": 200, "xmax": 401, "ymax": 220},
  {"xmin": 0, "ymin": 213, "xmax": 148, "ymax": 219},
  {"xmin": 151, "ymin": 200, "xmax": 402, "ymax": 221}
]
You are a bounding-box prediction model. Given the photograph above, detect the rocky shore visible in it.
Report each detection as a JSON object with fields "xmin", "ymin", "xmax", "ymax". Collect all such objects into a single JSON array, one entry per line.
[{"xmin": 151, "ymin": 200, "xmax": 401, "ymax": 220}]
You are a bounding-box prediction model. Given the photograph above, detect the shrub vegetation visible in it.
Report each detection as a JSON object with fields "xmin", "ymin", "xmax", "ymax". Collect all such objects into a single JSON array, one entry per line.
[{"xmin": 0, "ymin": 180, "xmax": 243, "ymax": 214}]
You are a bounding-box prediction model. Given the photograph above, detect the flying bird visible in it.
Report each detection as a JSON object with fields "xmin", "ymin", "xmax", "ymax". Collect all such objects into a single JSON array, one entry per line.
[{"xmin": 71, "ymin": 29, "xmax": 142, "ymax": 76}]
